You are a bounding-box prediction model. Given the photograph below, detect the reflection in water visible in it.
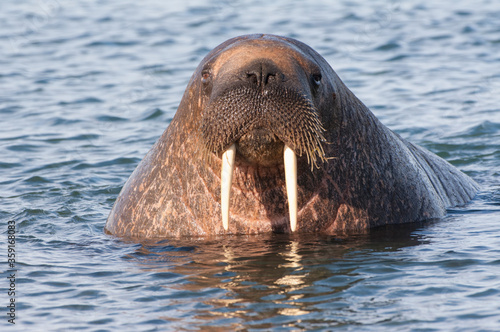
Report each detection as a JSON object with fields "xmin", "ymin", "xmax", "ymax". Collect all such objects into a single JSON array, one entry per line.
[
  {"xmin": 274, "ymin": 241, "xmax": 310, "ymax": 317},
  {"xmin": 129, "ymin": 223, "xmax": 427, "ymax": 327}
]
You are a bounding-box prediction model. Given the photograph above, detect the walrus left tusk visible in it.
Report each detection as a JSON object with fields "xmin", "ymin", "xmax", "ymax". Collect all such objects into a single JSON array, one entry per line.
[
  {"xmin": 221, "ymin": 143, "xmax": 236, "ymax": 231},
  {"xmin": 284, "ymin": 145, "xmax": 298, "ymax": 232}
]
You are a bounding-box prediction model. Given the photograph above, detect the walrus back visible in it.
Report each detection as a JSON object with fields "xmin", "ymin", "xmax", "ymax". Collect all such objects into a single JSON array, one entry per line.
[
  {"xmin": 406, "ymin": 141, "xmax": 479, "ymax": 208},
  {"xmin": 329, "ymin": 85, "xmax": 479, "ymax": 230}
]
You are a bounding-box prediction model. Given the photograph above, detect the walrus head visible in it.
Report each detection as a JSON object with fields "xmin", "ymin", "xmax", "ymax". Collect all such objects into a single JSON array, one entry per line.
[
  {"xmin": 195, "ymin": 35, "xmax": 338, "ymax": 232},
  {"xmin": 105, "ymin": 34, "xmax": 478, "ymax": 238}
]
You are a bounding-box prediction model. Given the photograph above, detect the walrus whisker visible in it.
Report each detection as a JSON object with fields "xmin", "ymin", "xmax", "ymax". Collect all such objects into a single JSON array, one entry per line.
[{"xmin": 202, "ymin": 85, "xmax": 327, "ymax": 170}]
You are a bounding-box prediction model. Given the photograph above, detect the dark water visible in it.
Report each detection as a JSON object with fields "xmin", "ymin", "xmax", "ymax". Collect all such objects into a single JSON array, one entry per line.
[{"xmin": 2, "ymin": 0, "xmax": 500, "ymax": 330}]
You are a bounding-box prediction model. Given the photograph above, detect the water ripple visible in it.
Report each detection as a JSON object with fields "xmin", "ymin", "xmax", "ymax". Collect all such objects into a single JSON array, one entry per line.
[{"xmin": 2, "ymin": 0, "xmax": 500, "ymax": 331}]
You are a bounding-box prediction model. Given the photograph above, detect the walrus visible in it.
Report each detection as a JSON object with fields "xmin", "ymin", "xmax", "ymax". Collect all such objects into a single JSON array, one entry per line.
[{"xmin": 105, "ymin": 34, "xmax": 479, "ymax": 238}]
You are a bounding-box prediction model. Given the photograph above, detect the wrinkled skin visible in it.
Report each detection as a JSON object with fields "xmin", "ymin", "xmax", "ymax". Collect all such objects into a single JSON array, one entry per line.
[{"xmin": 105, "ymin": 34, "xmax": 479, "ymax": 238}]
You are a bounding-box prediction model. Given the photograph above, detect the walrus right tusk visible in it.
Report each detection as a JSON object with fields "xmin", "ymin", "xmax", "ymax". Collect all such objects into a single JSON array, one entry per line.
[
  {"xmin": 221, "ymin": 143, "xmax": 236, "ymax": 231},
  {"xmin": 284, "ymin": 145, "xmax": 298, "ymax": 232}
]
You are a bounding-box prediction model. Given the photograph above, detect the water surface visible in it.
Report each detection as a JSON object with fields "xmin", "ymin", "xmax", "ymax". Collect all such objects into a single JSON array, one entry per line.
[{"xmin": 1, "ymin": 0, "xmax": 500, "ymax": 330}]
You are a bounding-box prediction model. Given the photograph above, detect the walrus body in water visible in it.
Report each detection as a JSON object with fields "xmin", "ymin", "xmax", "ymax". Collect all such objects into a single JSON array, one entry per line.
[{"xmin": 105, "ymin": 34, "xmax": 478, "ymax": 238}]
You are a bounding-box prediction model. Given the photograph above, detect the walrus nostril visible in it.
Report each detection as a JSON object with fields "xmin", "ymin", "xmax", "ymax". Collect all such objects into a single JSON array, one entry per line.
[
  {"xmin": 264, "ymin": 72, "xmax": 276, "ymax": 85},
  {"xmin": 246, "ymin": 72, "xmax": 259, "ymax": 85},
  {"xmin": 244, "ymin": 60, "xmax": 280, "ymax": 87},
  {"xmin": 246, "ymin": 72, "xmax": 276, "ymax": 86}
]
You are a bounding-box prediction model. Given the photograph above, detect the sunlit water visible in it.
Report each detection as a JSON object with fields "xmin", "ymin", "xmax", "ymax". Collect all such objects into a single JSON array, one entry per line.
[{"xmin": 1, "ymin": 0, "xmax": 500, "ymax": 331}]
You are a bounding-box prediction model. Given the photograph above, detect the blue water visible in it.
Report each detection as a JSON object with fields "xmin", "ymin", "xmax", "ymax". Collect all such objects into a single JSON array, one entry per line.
[{"xmin": 1, "ymin": 0, "xmax": 500, "ymax": 330}]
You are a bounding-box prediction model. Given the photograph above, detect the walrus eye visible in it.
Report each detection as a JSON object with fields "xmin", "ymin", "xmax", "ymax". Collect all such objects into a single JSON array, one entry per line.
[
  {"xmin": 312, "ymin": 73, "xmax": 322, "ymax": 86},
  {"xmin": 201, "ymin": 70, "xmax": 211, "ymax": 84}
]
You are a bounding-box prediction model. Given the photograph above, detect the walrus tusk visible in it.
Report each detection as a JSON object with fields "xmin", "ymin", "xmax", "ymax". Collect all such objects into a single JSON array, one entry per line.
[
  {"xmin": 284, "ymin": 145, "xmax": 298, "ymax": 232},
  {"xmin": 221, "ymin": 143, "xmax": 236, "ymax": 231},
  {"xmin": 221, "ymin": 143, "xmax": 297, "ymax": 232}
]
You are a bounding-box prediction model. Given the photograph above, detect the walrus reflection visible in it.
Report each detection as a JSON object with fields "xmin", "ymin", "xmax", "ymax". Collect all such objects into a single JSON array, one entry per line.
[
  {"xmin": 106, "ymin": 34, "xmax": 478, "ymax": 238},
  {"xmin": 131, "ymin": 224, "xmax": 426, "ymax": 311}
]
